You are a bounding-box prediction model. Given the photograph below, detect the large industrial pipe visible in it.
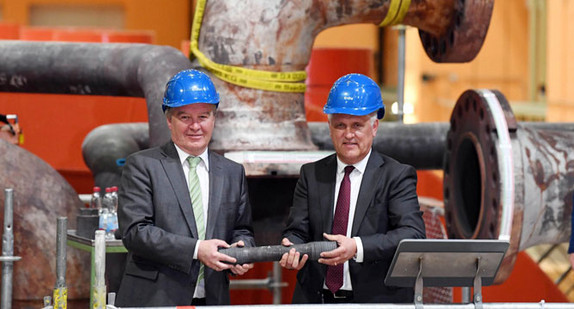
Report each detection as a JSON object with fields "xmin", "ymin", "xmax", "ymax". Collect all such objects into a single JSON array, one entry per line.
[
  {"xmin": 0, "ymin": 0, "xmax": 495, "ymax": 186},
  {"xmin": 82, "ymin": 120, "xmax": 448, "ymax": 182},
  {"xmin": 443, "ymin": 89, "xmax": 574, "ymax": 283},
  {"xmin": 82, "ymin": 123, "xmax": 149, "ymax": 188},
  {"xmin": 194, "ymin": 0, "xmax": 493, "ymax": 152},
  {"xmin": 0, "ymin": 41, "xmax": 192, "ymax": 147},
  {"xmin": 309, "ymin": 122, "xmax": 448, "ymax": 170}
]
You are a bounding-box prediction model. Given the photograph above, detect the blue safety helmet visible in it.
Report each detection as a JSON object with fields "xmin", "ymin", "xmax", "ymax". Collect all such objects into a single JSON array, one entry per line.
[
  {"xmin": 323, "ymin": 73, "xmax": 385, "ymax": 119},
  {"xmin": 162, "ymin": 69, "xmax": 220, "ymax": 112}
]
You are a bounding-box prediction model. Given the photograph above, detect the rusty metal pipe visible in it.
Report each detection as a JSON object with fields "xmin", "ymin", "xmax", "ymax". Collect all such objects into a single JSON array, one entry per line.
[
  {"xmin": 0, "ymin": 140, "xmax": 89, "ymax": 302},
  {"xmin": 443, "ymin": 89, "xmax": 574, "ymax": 283},
  {"xmin": 197, "ymin": 0, "xmax": 494, "ymax": 152}
]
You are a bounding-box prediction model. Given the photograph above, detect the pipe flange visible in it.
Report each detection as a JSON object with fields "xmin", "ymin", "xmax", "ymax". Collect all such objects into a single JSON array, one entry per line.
[
  {"xmin": 444, "ymin": 89, "xmax": 517, "ymax": 240},
  {"xmin": 419, "ymin": 0, "xmax": 494, "ymax": 62}
]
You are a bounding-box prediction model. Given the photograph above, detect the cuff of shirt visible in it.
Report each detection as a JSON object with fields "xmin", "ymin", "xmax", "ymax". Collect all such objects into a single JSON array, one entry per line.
[
  {"xmin": 193, "ymin": 240, "xmax": 201, "ymax": 259},
  {"xmin": 353, "ymin": 237, "xmax": 364, "ymax": 263}
]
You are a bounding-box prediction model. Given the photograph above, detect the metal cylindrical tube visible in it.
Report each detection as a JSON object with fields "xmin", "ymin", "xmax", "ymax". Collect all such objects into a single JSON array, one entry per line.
[
  {"xmin": 309, "ymin": 122, "xmax": 448, "ymax": 170},
  {"xmin": 444, "ymin": 89, "xmax": 574, "ymax": 283},
  {"xmin": 272, "ymin": 262, "xmax": 282, "ymax": 304},
  {"xmin": 397, "ymin": 25, "xmax": 406, "ymax": 123},
  {"xmin": 54, "ymin": 217, "xmax": 68, "ymax": 309},
  {"xmin": 218, "ymin": 241, "xmax": 337, "ymax": 265},
  {"xmin": 1, "ymin": 188, "xmax": 15, "ymax": 309},
  {"xmin": 93, "ymin": 230, "xmax": 107, "ymax": 309},
  {"xmin": 82, "ymin": 123, "xmax": 150, "ymax": 189},
  {"xmin": 0, "ymin": 41, "xmax": 193, "ymax": 148}
]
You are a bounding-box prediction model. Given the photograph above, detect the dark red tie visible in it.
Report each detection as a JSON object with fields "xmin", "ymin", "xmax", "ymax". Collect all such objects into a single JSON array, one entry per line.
[{"xmin": 326, "ymin": 165, "xmax": 354, "ymax": 293}]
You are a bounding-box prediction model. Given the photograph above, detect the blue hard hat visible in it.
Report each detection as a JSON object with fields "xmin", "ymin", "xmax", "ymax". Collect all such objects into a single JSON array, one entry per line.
[
  {"xmin": 323, "ymin": 73, "xmax": 385, "ymax": 119},
  {"xmin": 162, "ymin": 69, "xmax": 220, "ymax": 112}
]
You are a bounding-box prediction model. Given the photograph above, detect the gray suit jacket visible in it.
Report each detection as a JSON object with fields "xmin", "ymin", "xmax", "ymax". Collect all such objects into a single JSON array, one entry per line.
[
  {"xmin": 283, "ymin": 151, "xmax": 425, "ymax": 303},
  {"xmin": 115, "ymin": 141, "xmax": 254, "ymax": 307}
]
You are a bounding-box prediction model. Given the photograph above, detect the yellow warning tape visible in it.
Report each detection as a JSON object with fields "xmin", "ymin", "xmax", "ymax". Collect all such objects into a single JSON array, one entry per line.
[
  {"xmin": 379, "ymin": 0, "xmax": 411, "ymax": 27},
  {"xmin": 190, "ymin": 0, "xmax": 307, "ymax": 92}
]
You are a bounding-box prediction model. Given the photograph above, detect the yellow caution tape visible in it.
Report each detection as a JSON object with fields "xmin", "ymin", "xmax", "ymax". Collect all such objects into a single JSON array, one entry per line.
[
  {"xmin": 190, "ymin": 0, "xmax": 307, "ymax": 92},
  {"xmin": 379, "ymin": 0, "xmax": 411, "ymax": 27}
]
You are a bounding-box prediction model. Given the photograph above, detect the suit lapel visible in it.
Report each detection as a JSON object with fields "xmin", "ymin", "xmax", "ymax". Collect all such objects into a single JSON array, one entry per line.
[
  {"xmin": 320, "ymin": 155, "xmax": 338, "ymax": 234},
  {"xmin": 160, "ymin": 142, "xmax": 198, "ymax": 237},
  {"xmin": 352, "ymin": 151, "xmax": 384, "ymax": 235},
  {"xmin": 206, "ymin": 151, "xmax": 223, "ymax": 240}
]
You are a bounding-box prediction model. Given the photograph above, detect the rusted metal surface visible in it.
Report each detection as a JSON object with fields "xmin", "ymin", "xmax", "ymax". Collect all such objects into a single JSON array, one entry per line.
[
  {"xmin": 0, "ymin": 140, "xmax": 89, "ymax": 301},
  {"xmin": 519, "ymin": 127, "xmax": 574, "ymax": 249},
  {"xmin": 443, "ymin": 89, "xmax": 574, "ymax": 283},
  {"xmin": 196, "ymin": 0, "xmax": 494, "ymax": 151},
  {"xmin": 412, "ymin": 0, "xmax": 495, "ymax": 63}
]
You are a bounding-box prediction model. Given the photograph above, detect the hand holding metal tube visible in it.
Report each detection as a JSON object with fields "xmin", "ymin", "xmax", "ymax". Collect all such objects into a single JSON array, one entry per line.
[{"xmin": 218, "ymin": 241, "xmax": 337, "ymax": 265}]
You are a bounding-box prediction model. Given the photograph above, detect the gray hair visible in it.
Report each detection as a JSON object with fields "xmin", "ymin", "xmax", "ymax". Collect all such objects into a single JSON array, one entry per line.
[
  {"xmin": 327, "ymin": 112, "xmax": 378, "ymax": 126},
  {"xmin": 164, "ymin": 104, "xmax": 217, "ymax": 118}
]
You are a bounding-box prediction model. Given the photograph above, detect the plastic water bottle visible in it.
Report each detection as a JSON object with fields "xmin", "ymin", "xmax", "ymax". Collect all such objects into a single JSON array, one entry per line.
[
  {"xmin": 110, "ymin": 186, "xmax": 119, "ymax": 213},
  {"xmin": 90, "ymin": 186, "xmax": 102, "ymax": 212},
  {"xmin": 109, "ymin": 186, "xmax": 119, "ymax": 238},
  {"xmin": 100, "ymin": 187, "xmax": 118, "ymax": 239}
]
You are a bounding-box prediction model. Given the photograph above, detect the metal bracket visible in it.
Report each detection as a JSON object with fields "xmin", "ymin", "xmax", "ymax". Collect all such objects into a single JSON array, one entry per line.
[
  {"xmin": 473, "ymin": 257, "xmax": 483, "ymax": 309},
  {"xmin": 414, "ymin": 257, "xmax": 424, "ymax": 309},
  {"xmin": 0, "ymin": 256, "xmax": 21, "ymax": 262}
]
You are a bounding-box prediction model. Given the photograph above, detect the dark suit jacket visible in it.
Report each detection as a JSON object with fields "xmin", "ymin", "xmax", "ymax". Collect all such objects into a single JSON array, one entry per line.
[
  {"xmin": 283, "ymin": 151, "xmax": 425, "ymax": 303},
  {"xmin": 115, "ymin": 141, "xmax": 255, "ymax": 307}
]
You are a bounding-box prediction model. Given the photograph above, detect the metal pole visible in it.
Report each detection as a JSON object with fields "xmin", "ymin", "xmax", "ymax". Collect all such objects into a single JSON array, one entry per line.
[
  {"xmin": 1, "ymin": 188, "xmax": 20, "ymax": 309},
  {"xmin": 93, "ymin": 230, "xmax": 107, "ymax": 309},
  {"xmin": 53, "ymin": 217, "xmax": 68, "ymax": 309},
  {"xmin": 272, "ymin": 262, "xmax": 282, "ymax": 304},
  {"xmin": 396, "ymin": 25, "xmax": 406, "ymax": 123},
  {"xmin": 461, "ymin": 287, "xmax": 471, "ymax": 304}
]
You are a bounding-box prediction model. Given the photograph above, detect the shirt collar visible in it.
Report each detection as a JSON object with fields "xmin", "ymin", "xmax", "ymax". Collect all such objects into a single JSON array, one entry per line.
[
  {"xmin": 336, "ymin": 149, "xmax": 371, "ymax": 175},
  {"xmin": 174, "ymin": 144, "xmax": 210, "ymax": 171}
]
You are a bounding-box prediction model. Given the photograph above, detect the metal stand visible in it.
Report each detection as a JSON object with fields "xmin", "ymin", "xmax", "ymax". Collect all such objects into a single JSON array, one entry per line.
[
  {"xmin": 385, "ymin": 239, "xmax": 509, "ymax": 308},
  {"xmin": 1, "ymin": 188, "xmax": 21, "ymax": 309},
  {"xmin": 67, "ymin": 229, "xmax": 126, "ymax": 308}
]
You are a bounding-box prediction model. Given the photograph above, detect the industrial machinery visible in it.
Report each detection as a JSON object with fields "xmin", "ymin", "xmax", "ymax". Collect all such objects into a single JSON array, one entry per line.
[{"xmin": 4, "ymin": 0, "xmax": 572, "ymax": 305}]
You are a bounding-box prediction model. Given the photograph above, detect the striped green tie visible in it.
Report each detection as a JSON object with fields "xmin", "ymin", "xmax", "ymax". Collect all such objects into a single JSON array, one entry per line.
[{"xmin": 187, "ymin": 156, "xmax": 205, "ymax": 285}]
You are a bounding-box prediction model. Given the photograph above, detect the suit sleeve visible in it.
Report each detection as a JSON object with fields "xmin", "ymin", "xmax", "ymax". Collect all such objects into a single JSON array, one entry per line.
[
  {"xmin": 231, "ymin": 166, "xmax": 256, "ymax": 247},
  {"xmin": 118, "ymin": 154, "xmax": 196, "ymax": 273},
  {"xmin": 360, "ymin": 164, "xmax": 426, "ymax": 262},
  {"xmin": 282, "ymin": 165, "xmax": 311, "ymax": 245}
]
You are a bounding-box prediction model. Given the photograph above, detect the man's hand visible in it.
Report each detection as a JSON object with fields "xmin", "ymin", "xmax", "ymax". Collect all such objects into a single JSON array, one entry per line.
[
  {"xmin": 279, "ymin": 238, "xmax": 308, "ymax": 270},
  {"xmin": 197, "ymin": 239, "xmax": 236, "ymax": 272},
  {"xmin": 317, "ymin": 233, "xmax": 356, "ymax": 266},
  {"xmin": 228, "ymin": 240, "xmax": 254, "ymax": 275}
]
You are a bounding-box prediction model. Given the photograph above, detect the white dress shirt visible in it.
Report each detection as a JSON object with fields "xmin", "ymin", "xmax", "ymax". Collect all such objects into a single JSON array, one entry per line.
[{"xmin": 324, "ymin": 149, "xmax": 371, "ymax": 292}]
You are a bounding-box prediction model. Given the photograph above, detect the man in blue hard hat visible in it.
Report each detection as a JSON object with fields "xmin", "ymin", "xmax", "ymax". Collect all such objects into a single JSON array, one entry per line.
[
  {"xmin": 116, "ymin": 69, "xmax": 255, "ymax": 306},
  {"xmin": 280, "ymin": 73, "xmax": 425, "ymax": 303}
]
